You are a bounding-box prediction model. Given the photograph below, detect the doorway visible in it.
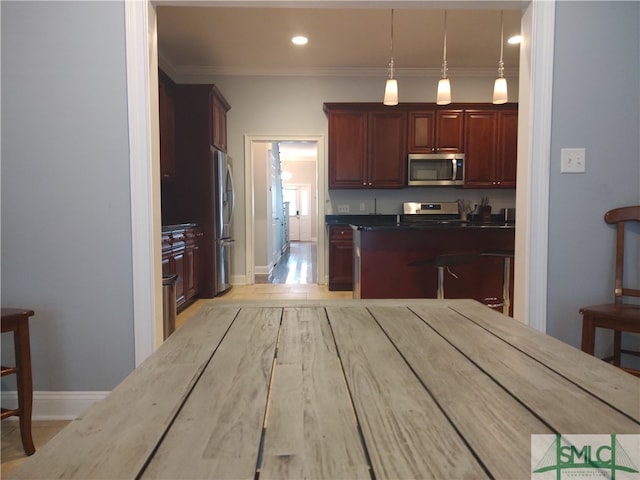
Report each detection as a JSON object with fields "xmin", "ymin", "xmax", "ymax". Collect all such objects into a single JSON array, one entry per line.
[{"xmin": 246, "ymin": 136, "xmax": 323, "ymax": 285}]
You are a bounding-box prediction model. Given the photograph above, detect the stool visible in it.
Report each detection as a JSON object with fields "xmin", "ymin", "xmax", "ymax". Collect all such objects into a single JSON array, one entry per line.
[
  {"xmin": 410, "ymin": 253, "xmax": 478, "ymax": 299},
  {"xmin": 480, "ymin": 250, "xmax": 514, "ymax": 315},
  {"xmin": 1, "ymin": 308, "xmax": 36, "ymax": 455}
]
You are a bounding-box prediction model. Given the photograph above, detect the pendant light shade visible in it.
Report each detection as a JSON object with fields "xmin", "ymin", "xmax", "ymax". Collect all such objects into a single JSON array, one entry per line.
[
  {"xmin": 436, "ymin": 10, "xmax": 452, "ymax": 105},
  {"xmin": 383, "ymin": 9, "xmax": 398, "ymax": 106},
  {"xmin": 384, "ymin": 77, "xmax": 398, "ymax": 106},
  {"xmin": 493, "ymin": 77, "xmax": 508, "ymax": 104},
  {"xmin": 493, "ymin": 10, "xmax": 508, "ymax": 104}
]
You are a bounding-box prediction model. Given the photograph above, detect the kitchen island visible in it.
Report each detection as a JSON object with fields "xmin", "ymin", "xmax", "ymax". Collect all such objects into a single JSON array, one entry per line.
[
  {"xmin": 352, "ymin": 221, "xmax": 515, "ymax": 310},
  {"xmin": 9, "ymin": 300, "xmax": 639, "ymax": 479}
]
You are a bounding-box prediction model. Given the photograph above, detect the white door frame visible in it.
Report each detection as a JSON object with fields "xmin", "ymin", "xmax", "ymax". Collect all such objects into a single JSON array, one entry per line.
[
  {"xmin": 127, "ymin": 0, "xmax": 553, "ymax": 364},
  {"xmin": 244, "ymin": 135, "xmax": 325, "ymax": 286}
]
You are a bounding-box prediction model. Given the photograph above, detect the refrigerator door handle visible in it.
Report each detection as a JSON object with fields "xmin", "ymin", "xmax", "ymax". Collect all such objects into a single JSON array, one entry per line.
[
  {"xmin": 221, "ymin": 238, "xmax": 236, "ymax": 246},
  {"xmin": 226, "ymin": 163, "xmax": 236, "ymax": 224}
]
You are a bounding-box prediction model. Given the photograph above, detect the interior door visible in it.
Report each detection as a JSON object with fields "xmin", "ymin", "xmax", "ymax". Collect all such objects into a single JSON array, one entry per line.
[
  {"xmin": 297, "ymin": 185, "xmax": 311, "ymax": 242},
  {"xmin": 283, "ymin": 187, "xmax": 300, "ymax": 241}
]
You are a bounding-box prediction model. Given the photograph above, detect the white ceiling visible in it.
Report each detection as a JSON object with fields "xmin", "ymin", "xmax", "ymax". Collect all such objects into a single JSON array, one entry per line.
[{"xmin": 157, "ymin": 6, "xmax": 523, "ymax": 78}]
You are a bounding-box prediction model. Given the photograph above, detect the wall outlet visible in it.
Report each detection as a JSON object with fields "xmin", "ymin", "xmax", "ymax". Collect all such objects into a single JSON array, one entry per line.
[
  {"xmin": 337, "ymin": 204, "xmax": 350, "ymax": 213},
  {"xmin": 359, "ymin": 202, "xmax": 366, "ymax": 212},
  {"xmin": 561, "ymin": 148, "xmax": 586, "ymax": 173}
]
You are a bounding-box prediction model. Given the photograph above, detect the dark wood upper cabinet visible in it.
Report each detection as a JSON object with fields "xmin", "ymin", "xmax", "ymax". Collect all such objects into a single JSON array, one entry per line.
[
  {"xmin": 209, "ymin": 85, "xmax": 230, "ymax": 152},
  {"xmin": 408, "ymin": 109, "xmax": 463, "ymax": 153},
  {"xmin": 158, "ymin": 71, "xmax": 176, "ymax": 181},
  {"xmin": 496, "ymin": 110, "xmax": 518, "ymax": 187},
  {"xmin": 367, "ymin": 110, "xmax": 407, "ymax": 188},
  {"xmin": 464, "ymin": 108, "xmax": 518, "ymax": 188},
  {"xmin": 325, "ymin": 104, "xmax": 406, "ymax": 189},
  {"xmin": 327, "ymin": 109, "xmax": 367, "ymax": 188}
]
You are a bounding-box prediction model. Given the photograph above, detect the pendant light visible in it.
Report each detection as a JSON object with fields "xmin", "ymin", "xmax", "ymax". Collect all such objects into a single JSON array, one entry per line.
[
  {"xmin": 383, "ymin": 9, "xmax": 398, "ymax": 106},
  {"xmin": 436, "ymin": 10, "xmax": 451, "ymax": 105},
  {"xmin": 493, "ymin": 10, "xmax": 508, "ymax": 104}
]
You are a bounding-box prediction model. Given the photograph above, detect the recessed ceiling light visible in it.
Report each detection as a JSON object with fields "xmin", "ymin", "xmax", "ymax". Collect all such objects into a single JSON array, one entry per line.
[
  {"xmin": 508, "ymin": 35, "xmax": 522, "ymax": 45},
  {"xmin": 291, "ymin": 36, "xmax": 308, "ymax": 46}
]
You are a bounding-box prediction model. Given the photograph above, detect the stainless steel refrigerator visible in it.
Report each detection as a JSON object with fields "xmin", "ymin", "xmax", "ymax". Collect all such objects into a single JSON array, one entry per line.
[{"xmin": 211, "ymin": 147, "xmax": 235, "ymax": 295}]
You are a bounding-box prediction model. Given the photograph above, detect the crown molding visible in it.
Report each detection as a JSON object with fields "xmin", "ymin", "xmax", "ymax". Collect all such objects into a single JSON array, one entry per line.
[{"xmin": 159, "ymin": 58, "xmax": 519, "ymax": 82}]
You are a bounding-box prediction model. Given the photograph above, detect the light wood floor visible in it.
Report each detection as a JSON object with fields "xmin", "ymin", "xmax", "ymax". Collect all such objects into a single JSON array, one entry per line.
[{"xmin": 1, "ymin": 282, "xmax": 352, "ymax": 478}]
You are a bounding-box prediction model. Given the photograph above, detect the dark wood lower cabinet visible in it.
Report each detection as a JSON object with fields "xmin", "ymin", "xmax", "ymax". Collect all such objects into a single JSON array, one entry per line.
[
  {"xmin": 328, "ymin": 225, "xmax": 354, "ymax": 291},
  {"xmin": 162, "ymin": 224, "xmax": 203, "ymax": 310}
]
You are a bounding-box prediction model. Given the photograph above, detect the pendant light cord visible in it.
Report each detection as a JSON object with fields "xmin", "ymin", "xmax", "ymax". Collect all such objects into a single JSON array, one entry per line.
[
  {"xmin": 498, "ymin": 10, "xmax": 504, "ymax": 77},
  {"xmin": 388, "ymin": 9, "xmax": 395, "ymax": 78},
  {"xmin": 442, "ymin": 10, "xmax": 448, "ymax": 77}
]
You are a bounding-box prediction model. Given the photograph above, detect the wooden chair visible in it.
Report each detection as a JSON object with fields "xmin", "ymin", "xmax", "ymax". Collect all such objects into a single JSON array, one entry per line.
[
  {"xmin": 580, "ymin": 205, "xmax": 640, "ymax": 376},
  {"xmin": 1, "ymin": 308, "xmax": 36, "ymax": 454}
]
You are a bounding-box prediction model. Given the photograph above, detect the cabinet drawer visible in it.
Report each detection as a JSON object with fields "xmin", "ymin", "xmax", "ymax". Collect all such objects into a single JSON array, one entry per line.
[{"xmin": 329, "ymin": 226, "xmax": 353, "ymax": 241}]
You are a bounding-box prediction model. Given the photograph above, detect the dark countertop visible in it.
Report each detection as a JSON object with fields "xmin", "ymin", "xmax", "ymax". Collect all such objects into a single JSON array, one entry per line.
[
  {"xmin": 162, "ymin": 223, "xmax": 198, "ymax": 233},
  {"xmin": 325, "ymin": 214, "xmax": 514, "ymax": 230}
]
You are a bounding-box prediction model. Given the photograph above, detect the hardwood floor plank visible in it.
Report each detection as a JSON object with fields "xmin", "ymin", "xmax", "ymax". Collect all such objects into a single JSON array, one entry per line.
[
  {"xmin": 269, "ymin": 242, "xmax": 316, "ymax": 284},
  {"xmin": 369, "ymin": 304, "xmax": 553, "ymax": 479},
  {"xmin": 326, "ymin": 305, "xmax": 489, "ymax": 479},
  {"xmin": 141, "ymin": 307, "xmax": 282, "ymax": 480},
  {"xmin": 260, "ymin": 307, "xmax": 370, "ymax": 479},
  {"xmin": 9, "ymin": 305, "xmax": 240, "ymax": 480},
  {"xmin": 409, "ymin": 303, "xmax": 640, "ymax": 433},
  {"xmin": 448, "ymin": 300, "xmax": 640, "ymax": 420}
]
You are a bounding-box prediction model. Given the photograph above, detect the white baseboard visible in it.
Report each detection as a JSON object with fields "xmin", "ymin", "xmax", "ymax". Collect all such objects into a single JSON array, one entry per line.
[{"xmin": 1, "ymin": 391, "xmax": 108, "ymax": 420}]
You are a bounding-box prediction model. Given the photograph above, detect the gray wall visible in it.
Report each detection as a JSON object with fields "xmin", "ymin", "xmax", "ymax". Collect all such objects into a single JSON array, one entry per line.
[
  {"xmin": 1, "ymin": 1, "xmax": 135, "ymax": 390},
  {"xmin": 1, "ymin": 1, "xmax": 638, "ymax": 395},
  {"xmin": 547, "ymin": 1, "xmax": 640, "ymax": 353}
]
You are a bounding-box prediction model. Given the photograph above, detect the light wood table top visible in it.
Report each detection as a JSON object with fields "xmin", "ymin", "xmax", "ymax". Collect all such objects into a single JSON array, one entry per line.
[{"xmin": 10, "ymin": 299, "xmax": 640, "ymax": 479}]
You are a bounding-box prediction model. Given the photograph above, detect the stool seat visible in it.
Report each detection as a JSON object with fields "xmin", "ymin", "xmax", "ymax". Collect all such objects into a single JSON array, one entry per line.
[{"xmin": 1, "ymin": 307, "xmax": 36, "ymax": 455}]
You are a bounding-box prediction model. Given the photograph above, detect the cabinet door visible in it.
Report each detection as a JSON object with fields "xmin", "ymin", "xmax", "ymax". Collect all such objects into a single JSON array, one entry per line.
[
  {"xmin": 210, "ymin": 96, "xmax": 227, "ymax": 152},
  {"xmin": 463, "ymin": 110, "xmax": 498, "ymax": 187},
  {"xmin": 174, "ymin": 250, "xmax": 186, "ymax": 307},
  {"xmin": 408, "ymin": 111, "xmax": 435, "ymax": 153},
  {"xmin": 435, "ymin": 110, "xmax": 464, "ymax": 152},
  {"xmin": 496, "ymin": 110, "xmax": 518, "ymax": 187},
  {"xmin": 368, "ymin": 111, "xmax": 407, "ymax": 188},
  {"xmin": 329, "ymin": 226, "xmax": 354, "ymax": 291},
  {"xmin": 328, "ymin": 111, "xmax": 367, "ymax": 188},
  {"xmin": 158, "ymin": 80, "xmax": 176, "ymax": 181}
]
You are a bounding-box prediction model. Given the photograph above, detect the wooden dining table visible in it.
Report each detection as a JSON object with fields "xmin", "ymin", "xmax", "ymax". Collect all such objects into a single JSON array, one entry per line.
[{"xmin": 9, "ymin": 299, "xmax": 640, "ymax": 479}]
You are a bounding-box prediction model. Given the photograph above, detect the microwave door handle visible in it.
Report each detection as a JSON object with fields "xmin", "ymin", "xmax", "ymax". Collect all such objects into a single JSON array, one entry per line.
[{"xmin": 451, "ymin": 159, "xmax": 458, "ymax": 181}]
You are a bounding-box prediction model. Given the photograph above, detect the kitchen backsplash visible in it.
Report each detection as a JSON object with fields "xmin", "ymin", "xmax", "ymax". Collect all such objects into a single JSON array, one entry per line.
[{"xmin": 326, "ymin": 188, "xmax": 516, "ymax": 216}]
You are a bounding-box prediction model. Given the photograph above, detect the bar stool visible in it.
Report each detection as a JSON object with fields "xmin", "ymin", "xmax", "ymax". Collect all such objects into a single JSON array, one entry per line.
[
  {"xmin": 410, "ymin": 253, "xmax": 478, "ymax": 299},
  {"xmin": 1, "ymin": 307, "xmax": 36, "ymax": 455},
  {"xmin": 480, "ymin": 250, "xmax": 514, "ymax": 315}
]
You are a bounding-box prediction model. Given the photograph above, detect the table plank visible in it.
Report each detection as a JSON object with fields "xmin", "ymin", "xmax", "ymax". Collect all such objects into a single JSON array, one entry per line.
[
  {"xmin": 326, "ymin": 305, "xmax": 490, "ymax": 479},
  {"xmin": 369, "ymin": 304, "xmax": 554, "ymax": 479},
  {"xmin": 9, "ymin": 304, "xmax": 240, "ymax": 480},
  {"xmin": 409, "ymin": 303, "xmax": 640, "ymax": 434},
  {"xmin": 260, "ymin": 307, "xmax": 370, "ymax": 479},
  {"xmin": 141, "ymin": 307, "xmax": 281, "ymax": 480},
  {"xmin": 449, "ymin": 300, "xmax": 640, "ymax": 420}
]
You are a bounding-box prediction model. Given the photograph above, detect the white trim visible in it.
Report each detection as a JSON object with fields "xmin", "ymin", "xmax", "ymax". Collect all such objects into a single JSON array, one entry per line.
[
  {"xmin": 517, "ymin": 0, "xmax": 555, "ymax": 332},
  {"xmin": 245, "ymin": 135, "xmax": 326, "ymax": 285},
  {"xmin": 1, "ymin": 391, "xmax": 109, "ymax": 421},
  {"xmin": 125, "ymin": 0, "xmax": 164, "ymax": 365}
]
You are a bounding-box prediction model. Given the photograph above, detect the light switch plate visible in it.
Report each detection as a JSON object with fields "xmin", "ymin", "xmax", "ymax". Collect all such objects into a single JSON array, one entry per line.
[{"xmin": 561, "ymin": 148, "xmax": 586, "ymax": 173}]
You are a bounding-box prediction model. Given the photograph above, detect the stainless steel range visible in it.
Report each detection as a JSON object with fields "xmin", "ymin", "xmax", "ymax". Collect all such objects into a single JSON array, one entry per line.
[{"xmin": 402, "ymin": 202, "xmax": 463, "ymax": 224}]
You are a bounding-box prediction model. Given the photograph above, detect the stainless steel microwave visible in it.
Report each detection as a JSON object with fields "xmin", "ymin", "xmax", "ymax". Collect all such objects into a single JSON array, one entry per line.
[{"xmin": 407, "ymin": 153, "xmax": 465, "ymax": 186}]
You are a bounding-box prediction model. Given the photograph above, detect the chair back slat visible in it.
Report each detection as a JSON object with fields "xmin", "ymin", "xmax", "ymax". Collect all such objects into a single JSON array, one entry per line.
[{"xmin": 606, "ymin": 206, "xmax": 640, "ymax": 303}]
